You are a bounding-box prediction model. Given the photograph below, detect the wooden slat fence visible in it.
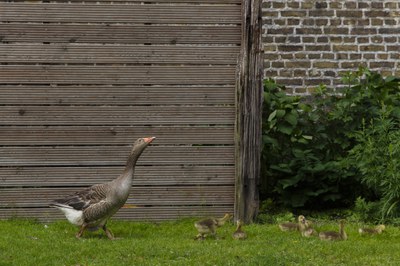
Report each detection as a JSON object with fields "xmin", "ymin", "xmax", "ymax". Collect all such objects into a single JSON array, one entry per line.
[{"xmin": 0, "ymin": 0, "xmax": 241, "ymax": 221}]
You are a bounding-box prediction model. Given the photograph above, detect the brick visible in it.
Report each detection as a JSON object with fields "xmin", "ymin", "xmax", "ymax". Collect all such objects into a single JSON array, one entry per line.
[
  {"xmin": 371, "ymin": 36, "xmax": 383, "ymax": 43},
  {"xmin": 272, "ymin": 2, "xmax": 285, "ymax": 8},
  {"xmin": 337, "ymin": 53, "xmax": 349, "ymax": 60},
  {"xmin": 390, "ymin": 53, "xmax": 400, "ymax": 59},
  {"xmin": 324, "ymin": 71, "xmax": 337, "ymax": 77},
  {"xmin": 285, "ymin": 61, "xmax": 311, "ymax": 68},
  {"xmin": 359, "ymin": 45, "xmax": 385, "ymax": 52},
  {"xmin": 302, "ymin": 37, "xmax": 316, "ymax": 43},
  {"xmin": 343, "ymin": 37, "xmax": 356, "ymax": 43},
  {"xmin": 384, "ymin": 37, "xmax": 397, "ymax": 43},
  {"xmin": 267, "ymin": 28, "xmax": 294, "ymax": 35},
  {"xmin": 350, "ymin": 54, "xmax": 362, "ymax": 60},
  {"xmin": 336, "ymin": 10, "xmax": 363, "ymax": 18},
  {"xmin": 264, "ymin": 45, "xmax": 277, "ymax": 52},
  {"xmin": 287, "ymin": 2, "xmax": 300, "ymax": 8},
  {"xmin": 384, "ymin": 19, "xmax": 397, "ymax": 26},
  {"xmin": 369, "ymin": 62, "xmax": 395, "ymax": 68},
  {"xmin": 301, "ymin": 2, "xmax": 314, "ymax": 9},
  {"xmin": 364, "ymin": 11, "xmax": 390, "ymax": 17},
  {"xmin": 371, "ymin": 19, "xmax": 384, "ymax": 26},
  {"xmin": 343, "ymin": 19, "xmax": 357, "ymax": 26},
  {"xmin": 264, "ymin": 70, "xmax": 278, "ymax": 76},
  {"xmin": 324, "ymin": 28, "xmax": 349, "ymax": 34},
  {"xmin": 387, "ymin": 46, "xmax": 400, "ymax": 52},
  {"xmin": 357, "ymin": 2, "xmax": 369, "ymax": 9},
  {"xmin": 371, "ymin": 2, "xmax": 384, "ymax": 9},
  {"xmin": 385, "ymin": 2, "xmax": 398, "ymax": 9},
  {"xmin": 344, "ymin": 2, "xmax": 357, "ymax": 9},
  {"xmin": 330, "ymin": 2, "xmax": 343, "ymax": 9},
  {"xmin": 351, "ymin": 28, "xmax": 377, "ymax": 35},
  {"xmin": 363, "ymin": 54, "xmax": 376, "ymax": 60},
  {"xmin": 329, "ymin": 19, "xmax": 342, "ymax": 26},
  {"xmin": 288, "ymin": 36, "xmax": 301, "ymax": 43},
  {"xmin": 296, "ymin": 28, "xmax": 323, "ymax": 34},
  {"xmin": 287, "ymin": 19, "xmax": 301, "ymax": 25},
  {"xmin": 357, "ymin": 37, "xmax": 369, "ymax": 43},
  {"xmin": 308, "ymin": 54, "xmax": 321, "ymax": 59},
  {"xmin": 302, "ymin": 19, "xmax": 315, "ymax": 26},
  {"xmin": 273, "ymin": 19, "xmax": 287, "ymax": 26},
  {"xmin": 304, "ymin": 79, "xmax": 331, "ymax": 86},
  {"xmin": 262, "ymin": 1, "xmax": 271, "ymax": 8},
  {"xmin": 315, "ymin": 19, "xmax": 329, "ymax": 26},
  {"xmin": 272, "ymin": 62, "xmax": 285, "ymax": 68},
  {"xmin": 281, "ymin": 11, "xmax": 307, "ymax": 17},
  {"xmin": 315, "ymin": 2, "xmax": 328, "ymax": 9},
  {"xmin": 314, "ymin": 62, "xmax": 339, "ymax": 68},
  {"xmin": 305, "ymin": 45, "xmax": 331, "ymax": 52},
  {"xmin": 356, "ymin": 19, "xmax": 370, "ymax": 26},
  {"xmin": 263, "ymin": 61, "xmax": 271, "ymax": 68},
  {"xmin": 309, "ymin": 10, "xmax": 335, "ymax": 17},
  {"xmin": 333, "ymin": 45, "xmax": 358, "ymax": 52},
  {"xmin": 264, "ymin": 53, "xmax": 279, "ymax": 60},
  {"xmin": 295, "ymin": 53, "xmax": 307, "ymax": 59},
  {"xmin": 317, "ymin": 37, "xmax": 329, "ymax": 43},
  {"xmin": 341, "ymin": 62, "xmax": 358, "ymax": 69},
  {"xmin": 377, "ymin": 54, "xmax": 389, "ymax": 60},
  {"xmin": 263, "ymin": 11, "xmax": 279, "ymax": 17},
  {"xmin": 274, "ymin": 36, "xmax": 287, "ymax": 43},
  {"xmin": 294, "ymin": 69, "xmax": 307, "ymax": 76},
  {"xmin": 329, "ymin": 37, "xmax": 343, "ymax": 43},
  {"xmin": 281, "ymin": 54, "xmax": 294, "ymax": 59},
  {"xmin": 276, "ymin": 78, "xmax": 303, "ymax": 86},
  {"xmin": 379, "ymin": 28, "xmax": 400, "ymax": 34},
  {"xmin": 322, "ymin": 54, "xmax": 335, "ymax": 59},
  {"xmin": 278, "ymin": 45, "xmax": 303, "ymax": 52},
  {"xmin": 279, "ymin": 70, "xmax": 293, "ymax": 77}
]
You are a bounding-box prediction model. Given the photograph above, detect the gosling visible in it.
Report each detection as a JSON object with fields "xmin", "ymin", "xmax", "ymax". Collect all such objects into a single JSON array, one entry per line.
[
  {"xmin": 359, "ymin": 224, "xmax": 386, "ymax": 235},
  {"xmin": 232, "ymin": 220, "xmax": 247, "ymax": 240},
  {"xmin": 194, "ymin": 213, "xmax": 232, "ymax": 240},
  {"xmin": 319, "ymin": 220, "xmax": 347, "ymax": 241},
  {"xmin": 279, "ymin": 215, "xmax": 306, "ymax": 232}
]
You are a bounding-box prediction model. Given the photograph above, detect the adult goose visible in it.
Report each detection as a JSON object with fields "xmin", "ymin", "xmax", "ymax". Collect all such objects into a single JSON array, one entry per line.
[{"xmin": 50, "ymin": 137, "xmax": 156, "ymax": 240}]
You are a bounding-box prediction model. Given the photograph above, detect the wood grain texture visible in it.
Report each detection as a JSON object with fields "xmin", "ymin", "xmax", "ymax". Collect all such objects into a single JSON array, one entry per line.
[{"xmin": 0, "ymin": 0, "xmax": 241, "ymax": 221}]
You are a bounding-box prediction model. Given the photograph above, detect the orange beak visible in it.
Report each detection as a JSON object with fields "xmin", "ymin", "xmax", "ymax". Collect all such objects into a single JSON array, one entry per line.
[{"xmin": 143, "ymin": 136, "xmax": 156, "ymax": 143}]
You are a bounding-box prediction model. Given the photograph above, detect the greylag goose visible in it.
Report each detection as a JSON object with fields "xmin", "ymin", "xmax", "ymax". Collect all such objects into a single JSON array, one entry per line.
[
  {"xmin": 319, "ymin": 220, "xmax": 347, "ymax": 241},
  {"xmin": 278, "ymin": 215, "xmax": 305, "ymax": 232},
  {"xmin": 194, "ymin": 213, "xmax": 232, "ymax": 240},
  {"xmin": 50, "ymin": 137, "xmax": 156, "ymax": 239},
  {"xmin": 232, "ymin": 220, "xmax": 247, "ymax": 240},
  {"xmin": 359, "ymin": 224, "xmax": 385, "ymax": 235}
]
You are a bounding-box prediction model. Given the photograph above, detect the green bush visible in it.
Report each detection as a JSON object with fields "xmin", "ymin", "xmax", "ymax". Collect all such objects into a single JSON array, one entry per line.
[{"xmin": 261, "ymin": 67, "xmax": 400, "ymax": 215}]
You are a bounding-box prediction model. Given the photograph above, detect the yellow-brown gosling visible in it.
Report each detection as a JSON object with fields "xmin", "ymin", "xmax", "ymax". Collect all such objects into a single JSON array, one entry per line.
[
  {"xmin": 278, "ymin": 215, "xmax": 305, "ymax": 232},
  {"xmin": 194, "ymin": 213, "xmax": 232, "ymax": 240},
  {"xmin": 232, "ymin": 220, "xmax": 247, "ymax": 240},
  {"xmin": 319, "ymin": 220, "xmax": 347, "ymax": 241},
  {"xmin": 299, "ymin": 219, "xmax": 317, "ymax": 237},
  {"xmin": 359, "ymin": 224, "xmax": 386, "ymax": 235}
]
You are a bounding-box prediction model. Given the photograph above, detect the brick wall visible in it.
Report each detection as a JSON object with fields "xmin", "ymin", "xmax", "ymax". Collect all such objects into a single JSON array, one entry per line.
[{"xmin": 262, "ymin": 0, "xmax": 400, "ymax": 94}]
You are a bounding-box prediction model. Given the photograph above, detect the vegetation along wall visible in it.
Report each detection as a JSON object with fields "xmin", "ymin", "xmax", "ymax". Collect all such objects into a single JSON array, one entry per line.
[
  {"xmin": 0, "ymin": 0, "xmax": 242, "ymax": 221},
  {"xmin": 262, "ymin": 0, "xmax": 400, "ymax": 93}
]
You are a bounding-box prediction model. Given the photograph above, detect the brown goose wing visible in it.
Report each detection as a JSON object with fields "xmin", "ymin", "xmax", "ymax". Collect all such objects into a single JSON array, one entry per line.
[{"xmin": 51, "ymin": 183, "xmax": 108, "ymax": 211}]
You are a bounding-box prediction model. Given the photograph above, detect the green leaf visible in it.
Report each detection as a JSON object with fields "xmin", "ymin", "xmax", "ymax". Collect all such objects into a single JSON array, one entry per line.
[
  {"xmin": 285, "ymin": 113, "xmax": 298, "ymax": 126},
  {"xmin": 267, "ymin": 110, "xmax": 277, "ymax": 122}
]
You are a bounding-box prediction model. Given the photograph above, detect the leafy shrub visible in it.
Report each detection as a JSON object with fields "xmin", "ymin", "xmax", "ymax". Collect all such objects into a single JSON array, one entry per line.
[{"xmin": 261, "ymin": 67, "xmax": 400, "ymax": 214}]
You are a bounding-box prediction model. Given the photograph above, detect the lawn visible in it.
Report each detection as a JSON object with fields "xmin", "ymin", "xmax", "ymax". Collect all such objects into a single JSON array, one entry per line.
[{"xmin": 1, "ymin": 218, "xmax": 399, "ymax": 266}]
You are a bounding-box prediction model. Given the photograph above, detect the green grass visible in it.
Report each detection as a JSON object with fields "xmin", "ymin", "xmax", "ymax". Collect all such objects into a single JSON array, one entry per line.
[{"xmin": 1, "ymin": 218, "xmax": 400, "ymax": 266}]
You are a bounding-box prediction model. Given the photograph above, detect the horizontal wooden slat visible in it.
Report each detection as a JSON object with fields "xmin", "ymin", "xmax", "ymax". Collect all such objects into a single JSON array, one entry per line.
[
  {"xmin": 0, "ymin": 126, "xmax": 234, "ymax": 145},
  {"xmin": 0, "ymin": 65, "xmax": 235, "ymax": 85},
  {"xmin": 0, "ymin": 206, "xmax": 234, "ymax": 222},
  {"xmin": 0, "ymin": 186, "xmax": 234, "ymax": 207},
  {"xmin": 0, "ymin": 24, "xmax": 241, "ymax": 44},
  {"xmin": 0, "ymin": 146, "xmax": 235, "ymax": 166},
  {"xmin": 0, "ymin": 165, "xmax": 235, "ymax": 187},
  {"xmin": 0, "ymin": 44, "xmax": 239, "ymax": 64},
  {"xmin": 0, "ymin": 3, "xmax": 241, "ymax": 24},
  {"xmin": 0, "ymin": 106, "xmax": 234, "ymax": 126},
  {"xmin": 0, "ymin": 85, "xmax": 234, "ymax": 105},
  {"xmin": 7, "ymin": 0, "xmax": 241, "ymax": 3}
]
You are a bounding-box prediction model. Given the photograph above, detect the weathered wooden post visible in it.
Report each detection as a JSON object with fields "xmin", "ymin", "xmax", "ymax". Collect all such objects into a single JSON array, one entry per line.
[{"xmin": 235, "ymin": 0, "xmax": 263, "ymax": 223}]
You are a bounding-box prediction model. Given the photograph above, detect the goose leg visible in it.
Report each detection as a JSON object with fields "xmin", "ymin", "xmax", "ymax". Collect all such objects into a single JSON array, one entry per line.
[
  {"xmin": 103, "ymin": 224, "xmax": 115, "ymax": 240},
  {"xmin": 76, "ymin": 223, "xmax": 88, "ymax": 239}
]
